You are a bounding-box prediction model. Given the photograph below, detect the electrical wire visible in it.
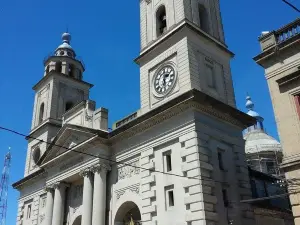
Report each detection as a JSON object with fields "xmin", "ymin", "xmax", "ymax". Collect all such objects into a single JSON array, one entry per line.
[
  {"xmin": 0, "ymin": 126, "xmax": 251, "ymax": 185},
  {"xmin": 282, "ymin": 0, "xmax": 300, "ymax": 12}
]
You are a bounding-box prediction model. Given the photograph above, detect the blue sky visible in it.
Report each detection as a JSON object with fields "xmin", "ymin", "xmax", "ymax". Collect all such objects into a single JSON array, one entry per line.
[{"xmin": 0, "ymin": 0, "xmax": 298, "ymax": 224}]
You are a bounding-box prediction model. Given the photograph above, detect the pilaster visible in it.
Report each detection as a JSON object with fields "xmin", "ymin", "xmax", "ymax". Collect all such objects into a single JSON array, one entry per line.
[{"xmin": 140, "ymin": 148, "xmax": 157, "ymax": 225}]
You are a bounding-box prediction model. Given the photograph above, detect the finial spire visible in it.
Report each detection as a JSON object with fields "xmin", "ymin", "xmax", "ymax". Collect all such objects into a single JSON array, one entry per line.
[
  {"xmin": 62, "ymin": 32, "xmax": 71, "ymax": 44},
  {"xmin": 246, "ymin": 95, "xmax": 254, "ymax": 111}
]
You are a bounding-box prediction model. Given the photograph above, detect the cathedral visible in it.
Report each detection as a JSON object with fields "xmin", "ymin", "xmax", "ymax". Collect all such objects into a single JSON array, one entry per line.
[{"xmin": 13, "ymin": 1, "xmax": 258, "ymax": 225}]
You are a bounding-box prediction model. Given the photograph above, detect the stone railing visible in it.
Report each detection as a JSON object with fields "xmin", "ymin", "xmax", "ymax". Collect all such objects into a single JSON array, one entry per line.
[
  {"xmin": 259, "ymin": 18, "xmax": 300, "ymax": 51},
  {"xmin": 277, "ymin": 18, "xmax": 300, "ymax": 43},
  {"xmin": 114, "ymin": 111, "xmax": 138, "ymax": 129}
]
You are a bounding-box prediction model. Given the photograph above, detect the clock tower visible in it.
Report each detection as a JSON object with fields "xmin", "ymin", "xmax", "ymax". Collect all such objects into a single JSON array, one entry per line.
[{"xmin": 136, "ymin": 0, "xmax": 236, "ymax": 114}]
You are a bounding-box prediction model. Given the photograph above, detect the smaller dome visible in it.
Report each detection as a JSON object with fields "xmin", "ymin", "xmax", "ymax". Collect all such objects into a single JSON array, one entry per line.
[
  {"xmin": 246, "ymin": 96, "xmax": 254, "ymax": 110},
  {"xmin": 55, "ymin": 32, "xmax": 75, "ymax": 58},
  {"xmin": 62, "ymin": 32, "xmax": 71, "ymax": 43},
  {"xmin": 245, "ymin": 95, "xmax": 262, "ymax": 120},
  {"xmin": 247, "ymin": 110, "xmax": 260, "ymax": 118}
]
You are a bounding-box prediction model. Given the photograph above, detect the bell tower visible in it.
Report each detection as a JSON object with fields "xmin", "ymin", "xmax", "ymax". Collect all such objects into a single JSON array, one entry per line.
[
  {"xmin": 24, "ymin": 33, "xmax": 93, "ymax": 176},
  {"xmin": 136, "ymin": 0, "xmax": 236, "ymax": 114}
]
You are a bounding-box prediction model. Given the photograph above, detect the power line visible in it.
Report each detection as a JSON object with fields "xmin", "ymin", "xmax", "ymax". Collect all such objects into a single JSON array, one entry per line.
[
  {"xmin": 282, "ymin": 0, "xmax": 300, "ymax": 12},
  {"xmin": 2, "ymin": 125, "xmax": 297, "ymax": 209},
  {"xmin": 0, "ymin": 126, "xmax": 250, "ymax": 185}
]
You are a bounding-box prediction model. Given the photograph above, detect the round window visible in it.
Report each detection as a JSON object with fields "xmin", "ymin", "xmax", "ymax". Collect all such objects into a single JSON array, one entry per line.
[
  {"xmin": 32, "ymin": 147, "xmax": 41, "ymax": 164},
  {"xmin": 60, "ymin": 51, "xmax": 65, "ymax": 56}
]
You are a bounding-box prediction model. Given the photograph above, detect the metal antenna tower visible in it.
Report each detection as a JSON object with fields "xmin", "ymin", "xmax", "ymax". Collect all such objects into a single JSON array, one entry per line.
[{"xmin": 0, "ymin": 149, "xmax": 11, "ymax": 225}]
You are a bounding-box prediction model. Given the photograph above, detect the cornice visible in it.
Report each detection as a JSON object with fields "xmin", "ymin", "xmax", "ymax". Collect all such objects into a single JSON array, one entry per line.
[{"xmin": 110, "ymin": 89, "xmax": 254, "ymax": 143}]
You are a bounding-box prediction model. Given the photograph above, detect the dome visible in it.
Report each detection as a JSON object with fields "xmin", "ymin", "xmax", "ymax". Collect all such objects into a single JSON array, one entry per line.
[
  {"xmin": 244, "ymin": 129, "xmax": 282, "ymax": 154},
  {"xmin": 247, "ymin": 110, "xmax": 261, "ymax": 118},
  {"xmin": 55, "ymin": 32, "xmax": 75, "ymax": 54}
]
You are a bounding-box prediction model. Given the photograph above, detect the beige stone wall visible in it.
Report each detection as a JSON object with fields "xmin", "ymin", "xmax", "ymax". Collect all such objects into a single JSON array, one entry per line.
[{"xmin": 266, "ymin": 52, "xmax": 300, "ymax": 157}]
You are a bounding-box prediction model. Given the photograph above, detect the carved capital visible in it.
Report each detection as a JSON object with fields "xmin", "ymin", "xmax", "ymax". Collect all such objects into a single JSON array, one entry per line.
[
  {"xmin": 91, "ymin": 163, "xmax": 111, "ymax": 174},
  {"xmin": 79, "ymin": 168, "xmax": 93, "ymax": 178},
  {"xmin": 44, "ymin": 185, "xmax": 54, "ymax": 193},
  {"xmin": 52, "ymin": 182, "xmax": 70, "ymax": 190}
]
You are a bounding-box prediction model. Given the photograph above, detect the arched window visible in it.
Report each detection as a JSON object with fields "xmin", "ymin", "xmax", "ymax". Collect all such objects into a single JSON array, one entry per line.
[
  {"xmin": 39, "ymin": 103, "xmax": 45, "ymax": 124},
  {"xmin": 198, "ymin": 4, "xmax": 210, "ymax": 34},
  {"xmin": 156, "ymin": 5, "xmax": 167, "ymax": 37},
  {"xmin": 32, "ymin": 147, "xmax": 41, "ymax": 164},
  {"xmin": 55, "ymin": 61, "xmax": 62, "ymax": 73},
  {"xmin": 65, "ymin": 101, "xmax": 74, "ymax": 112},
  {"xmin": 69, "ymin": 64, "xmax": 75, "ymax": 78}
]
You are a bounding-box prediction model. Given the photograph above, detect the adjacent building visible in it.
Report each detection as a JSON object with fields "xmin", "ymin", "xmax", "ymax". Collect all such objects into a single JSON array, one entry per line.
[{"xmin": 254, "ymin": 18, "xmax": 300, "ymax": 225}]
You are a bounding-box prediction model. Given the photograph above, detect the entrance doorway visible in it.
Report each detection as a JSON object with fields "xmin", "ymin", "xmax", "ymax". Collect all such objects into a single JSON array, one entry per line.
[{"xmin": 114, "ymin": 202, "xmax": 141, "ymax": 225}]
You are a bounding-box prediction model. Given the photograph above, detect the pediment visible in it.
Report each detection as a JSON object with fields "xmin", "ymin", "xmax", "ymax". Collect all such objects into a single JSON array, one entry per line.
[{"xmin": 39, "ymin": 124, "xmax": 99, "ymax": 166}]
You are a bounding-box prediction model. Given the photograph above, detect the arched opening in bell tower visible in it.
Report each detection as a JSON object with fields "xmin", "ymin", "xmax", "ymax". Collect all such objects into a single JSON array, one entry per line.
[
  {"xmin": 156, "ymin": 5, "xmax": 167, "ymax": 37},
  {"xmin": 114, "ymin": 201, "xmax": 142, "ymax": 225},
  {"xmin": 198, "ymin": 4, "xmax": 210, "ymax": 34},
  {"xmin": 55, "ymin": 61, "xmax": 62, "ymax": 73},
  {"xmin": 69, "ymin": 64, "xmax": 75, "ymax": 78},
  {"xmin": 39, "ymin": 103, "xmax": 45, "ymax": 124}
]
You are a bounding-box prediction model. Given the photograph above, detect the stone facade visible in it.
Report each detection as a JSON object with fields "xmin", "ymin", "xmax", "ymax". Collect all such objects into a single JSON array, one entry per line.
[
  {"xmin": 13, "ymin": 1, "xmax": 262, "ymax": 225},
  {"xmin": 254, "ymin": 18, "xmax": 300, "ymax": 225}
]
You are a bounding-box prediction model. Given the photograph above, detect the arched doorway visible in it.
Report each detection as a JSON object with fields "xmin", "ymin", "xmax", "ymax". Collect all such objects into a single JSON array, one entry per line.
[
  {"xmin": 114, "ymin": 202, "xmax": 141, "ymax": 225},
  {"xmin": 72, "ymin": 215, "xmax": 82, "ymax": 225}
]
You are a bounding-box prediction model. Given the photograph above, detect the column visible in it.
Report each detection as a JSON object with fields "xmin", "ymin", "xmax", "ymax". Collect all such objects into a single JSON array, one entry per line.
[
  {"xmin": 92, "ymin": 164, "xmax": 111, "ymax": 225},
  {"xmin": 44, "ymin": 186, "xmax": 54, "ymax": 225},
  {"xmin": 80, "ymin": 168, "xmax": 93, "ymax": 225},
  {"xmin": 51, "ymin": 182, "xmax": 69, "ymax": 225}
]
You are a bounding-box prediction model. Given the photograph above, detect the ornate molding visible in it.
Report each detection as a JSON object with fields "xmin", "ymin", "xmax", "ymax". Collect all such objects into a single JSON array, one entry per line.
[
  {"xmin": 85, "ymin": 109, "xmax": 93, "ymax": 121},
  {"xmin": 115, "ymin": 184, "xmax": 140, "ymax": 199},
  {"xmin": 39, "ymin": 214, "xmax": 45, "ymax": 223},
  {"xmin": 112, "ymin": 100, "xmax": 245, "ymax": 142},
  {"xmin": 118, "ymin": 161, "xmax": 140, "ymax": 181}
]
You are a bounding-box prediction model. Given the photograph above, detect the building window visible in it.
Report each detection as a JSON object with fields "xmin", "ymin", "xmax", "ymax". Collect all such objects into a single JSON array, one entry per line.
[
  {"xmin": 39, "ymin": 103, "xmax": 45, "ymax": 124},
  {"xmin": 156, "ymin": 5, "xmax": 167, "ymax": 37},
  {"xmin": 294, "ymin": 95, "xmax": 300, "ymax": 119},
  {"xmin": 163, "ymin": 151, "xmax": 172, "ymax": 172},
  {"xmin": 198, "ymin": 4, "xmax": 210, "ymax": 34},
  {"xmin": 165, "ymin": 185, "xmax": 175, "ymax": 209},
  {"xmin": 222, "ymin": 189, "xmax": 229, "ymax": 207},
  {"xmin": 55, "ymin": 61, "xmax": 62, "ymax": 73},
  {"xmin": 27, "ymin": 204, "xmax": 32, "ymax": 219},
  {"xmin": 218, "ymin": 151, "xmax": 225, "ymax": 171},
  {"xmin": 65, "ymin": 101, "xmax": 74, "ymax": 112},
  {"xmin": 32, "ymin": 147, "xmax": 41, "ymax": 165}
]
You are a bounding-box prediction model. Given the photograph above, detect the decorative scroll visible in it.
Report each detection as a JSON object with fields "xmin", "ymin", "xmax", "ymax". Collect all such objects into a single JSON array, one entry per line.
[
  {"xmin": 118, "ymin": 162, "xmax": 140, "ymax": 181},
  {"xmin": 115, "ymin": 184, "xmax": 140, "ymax": 199},
  {"xmin": 39, "ymin": 214, "xmax": 45, "ymax": 223}
]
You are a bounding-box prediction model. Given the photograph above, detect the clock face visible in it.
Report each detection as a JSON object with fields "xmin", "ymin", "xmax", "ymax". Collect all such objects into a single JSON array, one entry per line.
[{"xmin": 153, "ymin": 65, "xmax": 176, "ymax": 96}]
